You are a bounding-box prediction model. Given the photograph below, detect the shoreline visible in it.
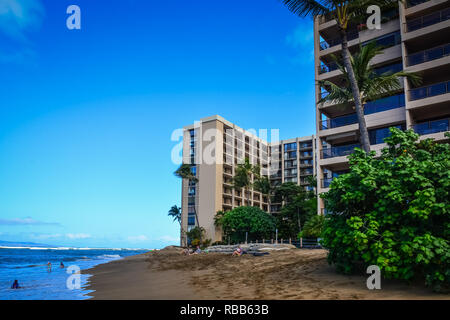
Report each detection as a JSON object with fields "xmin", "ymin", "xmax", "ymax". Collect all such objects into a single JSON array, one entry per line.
[{"xmin": 83, "ymin": 247, "xmax": 449, "ymax": 300}]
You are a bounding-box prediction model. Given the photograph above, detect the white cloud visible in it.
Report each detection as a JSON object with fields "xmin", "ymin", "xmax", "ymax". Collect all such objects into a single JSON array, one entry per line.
[
  {"xmin": 0, "ymin": 217, "xmax": 61, "ymax": 226},
  {"xmin": 66, "ymin": 233, "xmax": 91, "ymax": 240},
  {"xmin": 0, "ymin": 0, "xmax": 45, "ymax": 42},
  {"xmin": 128, "ymin": 235, "xmax": 149, "ymax": 242},
  {"xmin": 29, "ymin": 233, "xmax": 62, "ymax": 240},
  {"xmin": 158, "ymin": 235, "xmax": 179, "ymax": 243}
]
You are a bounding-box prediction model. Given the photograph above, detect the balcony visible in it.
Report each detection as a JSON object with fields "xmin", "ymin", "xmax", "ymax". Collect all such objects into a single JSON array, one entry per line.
[
  {"xmin": 318, "ymin": 61, "xmax": 339, "ymax": 74},
  {"xmin": 374, "ymin": 62, "xmax": 403, "ymax": 75},
  {"xmin": 301, "ymin": 169, "xmax": 314, "ymax": 176},
  {"xmin": 405, "ymin": 7, "xmax": 450, "ymax": 32},
  {"xmin": 284, "ymin": 170, "xmax": 298, "ymax": 178},
  {"xmin": 284, "ymin": 153, "xmax": 297, "ymax": 160},
  {"xmin": 300, "ymin": 161, "xmax": 313, "ymax": 167},
  {"xmin": 407, "ymin": 43, "xmax": 450, "ymax": 66},
  {"xmin": 320, "ymin": 31, "xmax": 359, "ymax": 51},
  {"xmin": 299, "ymin": 143, "xmax": 313, "ymax": 150},
  {"xmin": 321, "ymin": 144, "xmax": 360, "ymax": 159},
  {"xmin": 365, "ymin": 93, "xmax": 406, "ymax": 115},
  {"xmin": 270, "ymin": 172, "xmax": 282, "ymax": 179},
  {"xmin": 319, "ymin": 33, "xmax": 401, "ymax": 74},
  {"xmin": 409, "ymin": 81, "xmax": 450, "ymax": 100},
  {"xmin": 321, "ymin": 113, "xmax": 358, "ymax": 130},
  {"xmin": 414, "ymin": 118, "xmax": 449, "ymax": 135},
  {"xmin": 406, "ymin": 0, "xmax": 430, "ymax": 8},
  {"xmin": 320, "ymin": 94, "xmax": 405, "ymax": 130}
]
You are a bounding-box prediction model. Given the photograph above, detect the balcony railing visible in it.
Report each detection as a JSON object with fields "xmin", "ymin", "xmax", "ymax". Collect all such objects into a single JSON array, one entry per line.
[
  {"xmin": 410, "ymin": 81, "xmax": 450, "ymax": 101},
  {"xmin": 321, "ymin": 113, "xmax": 358, "ymax": 130},
  {"xmin": 364, "ymin": 31, "xmax": 401, "ymax": 48},
  {"xmin": 406, "ymin": 7, "xmax": 450, "ymax": 32},
  {"xmin": 301, "ymin": 169, "xmax": 314, "ymax": 175},
  {"xmin": 319, "ymin": 61, "xmax": 339, "ymax": 74},
  {"xmin": 320, "ymin": 31, "xmax": 359, "ymax": 51},
  {"xmin": 407, "ymin": 43, "xmax": 450, "ymax": 66},
  {"xmin": 413, "ymin": 118, "xmax": 449, "ymax": 135},
  {"xmin": 406, "ymin": 0, "xmax": 430, "ymax": 8},
  {"xmin": 364, "ymin": 93, "xmax": 406, "ymax": 115},
  {"xmin": 299, "ymin": 143, "xmax": 313, "ymax": 149},
  {"xmin": 374, "ymin": 62, "xmax": 403, "ymax": 76},
  {"xmin": 320, "ymin": 33, "xmax": 401, "ymax": 74},
  {"xmin": 320, "ymin": 94, "xmax": 405, "ymax": 130},
  {"xmin": 321, "ymin": 144, "xmax": 360, "ymax": 159}
]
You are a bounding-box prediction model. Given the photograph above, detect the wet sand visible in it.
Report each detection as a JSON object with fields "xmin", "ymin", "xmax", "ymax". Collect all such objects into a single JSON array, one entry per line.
[{"xmin": 83, "ymin": 247, "xmax": 449, "ymax": 300}]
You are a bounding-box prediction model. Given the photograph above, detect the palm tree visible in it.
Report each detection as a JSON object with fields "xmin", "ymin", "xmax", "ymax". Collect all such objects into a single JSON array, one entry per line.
[
  {"xmin": 174, "ymin": 164, "xmax": 200, "ymax": 228},
  {"xmin": 253, "ymin": 175, "xmax": 275, "ymax": 212},
  {"xmin": 168, "ymin": 205, "xmax": 182, "ymax": 224},
  {"xmin": 232, "ymin": 158, "xmax": 259, "ymax": 205},
  {"xmin": 174, "ymin": 163, "xmax": 198, "ymax": 183},
  {"xmin": 319, "ymin": 42, "xmax": 421, "ymax": 121},
  {"xmin": 280, "ymin": 0, "xmax": 396, "ymax": 152}
]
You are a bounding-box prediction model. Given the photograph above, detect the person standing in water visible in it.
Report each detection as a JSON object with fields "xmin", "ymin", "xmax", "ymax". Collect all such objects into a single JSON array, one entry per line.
[
  {"xmin": 60, "ymin": 262, "xmax": 64, "ymax": 269},
  {"xmin": 47, "ymin": 262, "xmax": 52, "ymax": 272},
  {"xmin": 11, "ymin": 280, "xmax": 20, "ymax": 289}
]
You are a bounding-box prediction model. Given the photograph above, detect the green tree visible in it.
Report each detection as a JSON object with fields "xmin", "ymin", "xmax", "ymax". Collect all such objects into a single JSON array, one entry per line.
[
  {"xmin": 321, "ymin": 128, "xmax": 450, "ymax": 292},
  {"xmin": 280, "ymin": 0, "xmax": 397, "ymax": 152},
  {"xmin": 174, "ymin": 163, "xmax": 200, "ymax": 228},
  {"xmin": 233, "ymin": 158, "xmax": 260, "ymax": 205},
  {"xmin": 319, "ymin": 42, "xmax": 420, "ymax": 110},
  {"xmin": 300, "ymin": 215, "xmax": 325, "ymax": 238},
  {"xmin": 273, "ymin": 182, "xmax": 317, "ymax": 239},
  {"xmin": 185, "ymin": 226, "xmax": 210, "ymax": 248},
  {"xmin": 253, "ymin": 175, "xmax": 275, "ymax": 211},
  {"xmin": 168, "ymin": 205, "xmax": 182, "ymax": 224},
  {"xmin": 215, "ymin": 206, "xmax": 275, "ymax": 243}
]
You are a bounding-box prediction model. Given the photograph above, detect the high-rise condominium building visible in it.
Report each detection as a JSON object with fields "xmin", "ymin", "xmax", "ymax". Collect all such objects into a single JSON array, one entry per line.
[
  {"xmin": 315, "ymin": 0, "xmax": 450, "ymax": 214},
  {"xmin": 180, "ymin": 115, "xmax": 316, "ymax": 246}
]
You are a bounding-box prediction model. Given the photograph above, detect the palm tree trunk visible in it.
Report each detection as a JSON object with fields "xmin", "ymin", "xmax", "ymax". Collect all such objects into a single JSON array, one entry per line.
[
  {"xmin": 340, "ymin": 29, "xmax": 371, "ymax": 153},
  {"xmin": 191, "ymin": 179, "xmax": 202, "ymax": 243},
  {"xmin": 246, "ymin": 186, "xmax": 250, "ymax": 205}
]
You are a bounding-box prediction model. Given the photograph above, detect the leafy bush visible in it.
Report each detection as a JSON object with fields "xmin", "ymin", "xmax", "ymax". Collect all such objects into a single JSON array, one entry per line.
[
  {"xmin": 185, "ymin": 226, "xmax": 210, "ymax": 248},
  {"xmin": 299, "ymin": 215, "xmax": 325, "ymax": 238},
  {"xmin": 215, "ymin": 206, "xmax": 275, "ymax": 243},
  {"xmin": 321, "ymin": 129, "xmax": 450, "ymax": 292}
]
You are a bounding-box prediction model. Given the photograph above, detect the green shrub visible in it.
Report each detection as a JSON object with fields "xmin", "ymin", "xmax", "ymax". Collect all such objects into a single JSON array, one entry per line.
[
  {"xmin": 321, "ymin": 129, "xmax": 450, "ymax": 292},
  {"xmin": 299, "ymin": 215, "xmax": 325, "ymax": 238},
  {"xmin": 215, "ymin": 206, "xmax": 275, "ymax": 243}
]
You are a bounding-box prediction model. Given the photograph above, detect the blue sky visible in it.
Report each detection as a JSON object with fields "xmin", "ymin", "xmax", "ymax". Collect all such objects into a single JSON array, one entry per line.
[{"xmin": 0, "ymin": 0, "xmax": 315, "ymax": 248}]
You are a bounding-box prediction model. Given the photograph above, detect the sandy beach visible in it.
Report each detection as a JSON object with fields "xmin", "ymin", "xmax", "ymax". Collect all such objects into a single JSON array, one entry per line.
[{"xmin": 83, "ymin": 247, "xmax": 449, "ymax": 300}]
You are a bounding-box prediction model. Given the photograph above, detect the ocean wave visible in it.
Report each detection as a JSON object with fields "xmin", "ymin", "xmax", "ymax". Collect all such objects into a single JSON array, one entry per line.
[{"xmin": 96, "ymin": 254, "xmax": 121, "ymax": 259}]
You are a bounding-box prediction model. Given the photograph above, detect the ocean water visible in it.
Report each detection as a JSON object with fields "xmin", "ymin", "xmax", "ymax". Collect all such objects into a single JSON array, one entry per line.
[{"xmin": 0, "ymin": 247, "xmax": 149, "ymax": 300}]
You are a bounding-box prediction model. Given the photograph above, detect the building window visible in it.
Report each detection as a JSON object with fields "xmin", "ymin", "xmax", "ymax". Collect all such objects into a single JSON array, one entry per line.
[
  {"xmin": 284, "ymin": 143, "xmax": 297, "ymax": 151},
  {"xmin": 369, "ymin": 124, "xmax": 405, "ymax": 145},
  {"xmin": 187, "ymin": 215, "xmax": 196, "ymax": 226}
]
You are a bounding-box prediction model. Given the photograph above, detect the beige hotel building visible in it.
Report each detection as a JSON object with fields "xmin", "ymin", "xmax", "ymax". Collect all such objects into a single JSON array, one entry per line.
[{"xmin": 180, "ymin": 115, "xmax": 316, "ymax": 245}]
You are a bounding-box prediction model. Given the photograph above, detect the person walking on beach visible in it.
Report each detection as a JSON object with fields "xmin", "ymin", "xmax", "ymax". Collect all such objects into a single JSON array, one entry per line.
[
  {"xmin": 11, "ymin": 280, "xmax": 20, "ymax": 289},
  {"xmin": 47, "ymin": 262, "xmax": 52, "ymax": 272}
]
